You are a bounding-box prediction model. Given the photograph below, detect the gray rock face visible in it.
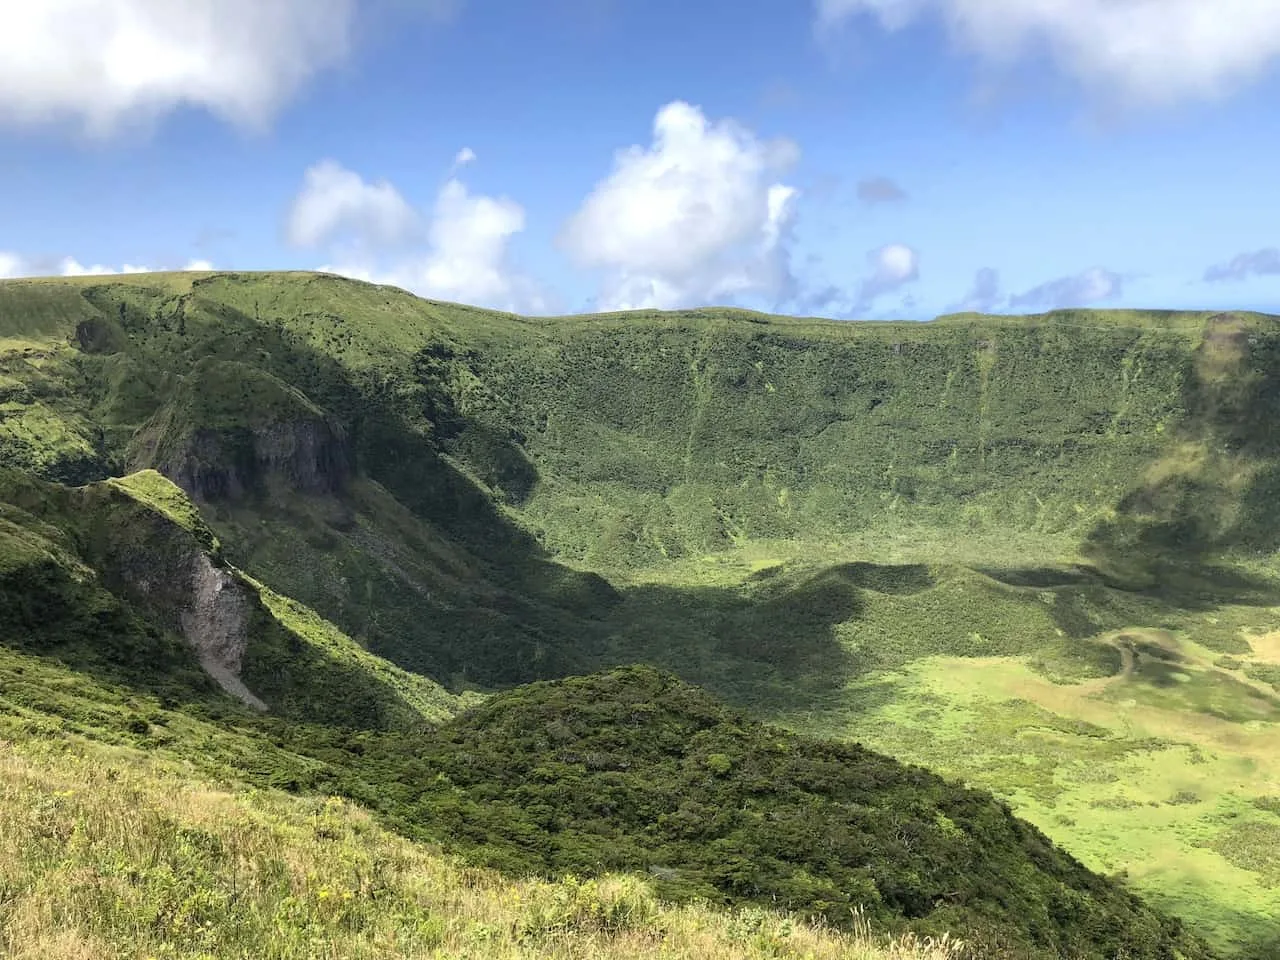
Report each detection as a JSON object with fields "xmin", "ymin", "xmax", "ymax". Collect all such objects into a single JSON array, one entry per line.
[
  {"xmin": 163, "ymin": 418, "xmax": 352, "ymax": 504},
  {"xmin": 177, "ymin": 554, "xmax": 268, "ymax": 711},
  {"xmin": 83, "ymin": 488, "xmax": 270, "ymax": 711},
  {"xmin": 254, "ymin": 419, "xmax": 353, "ymax": 494}
]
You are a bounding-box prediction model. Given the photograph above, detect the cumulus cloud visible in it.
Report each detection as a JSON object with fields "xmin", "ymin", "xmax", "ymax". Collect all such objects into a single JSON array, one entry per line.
[
  {"xmin": 0, "ymin": 0, "xmax": 369, "ymax": 136},
  {"xmin": 950, "ymin": 266, "xmax": 1002, "ymax": 312},
  {"xmin": 309, "ymin": 154, "xmax": 546, "ymax": 312},
  {"xmin": 398, "ymin": 178, "xmax": 533, "ymax": 307},
  {"xmin": 816, "ymin": 0, "xmax": 1280, "ymax": 107},
  {"xmin": 1203, "ymin": 247, "xmax": 1280, "ymax": 283},
  {"xmin": 560, "ymin": 100, "xmax": 801, "ymax": 311},
  {"xmin": 1008, "ymin": 266, "xmax": 1123, "ymax": 310},
  {"xmin": 856, "ymin": 176, "xmax": 908, "ymax": 204},
  {"xmin": 856, "ymin": 243, "xmax": 919, "ymax": 309},
  {"xmin": 60, "ymin": 258, "xmax": 149, "ymax": 276},
  {"xmin": 286, "ymin": 160, "xmax": 418, "ymax": 249},
  {"xmin": 0, "ymin": 254, "xmax": 215, "ymax": 278},
  {"xmin": 452, "ymin": 147, "xmax": 477, "ymax": 169}
]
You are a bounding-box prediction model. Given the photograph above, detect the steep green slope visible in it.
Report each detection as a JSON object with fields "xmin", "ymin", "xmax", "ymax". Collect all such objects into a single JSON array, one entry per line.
[
  {"xmin": 460, "ymin": 312, "xmax": 1186, "ymax": 563},
  {"xmin": 0, "ymin": 467, "xmax": 459, "ymax": 728},
  {"xmin": 0, "ymin": 273, "xmax": 621, "ymax": 686},
  {"xmin": 3, "ymin": 272, "xmax": 1280, "ymax": 950}
]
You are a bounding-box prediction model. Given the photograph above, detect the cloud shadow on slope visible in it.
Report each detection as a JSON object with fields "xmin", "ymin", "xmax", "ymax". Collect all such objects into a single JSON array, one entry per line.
[{"xmin": 1078, "ymin": 313, "xmax": 1280, "ymax": 607}]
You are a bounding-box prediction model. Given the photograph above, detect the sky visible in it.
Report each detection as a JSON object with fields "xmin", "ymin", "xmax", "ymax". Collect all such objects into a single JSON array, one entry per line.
[{"xmin": 0, "ymin": 0, "xmax": 1278, "ymax": 320}]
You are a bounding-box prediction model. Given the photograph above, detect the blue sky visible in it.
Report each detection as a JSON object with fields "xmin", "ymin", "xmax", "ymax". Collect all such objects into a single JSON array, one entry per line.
[{"xmin": 1, "ymin": 0, "xmax": 1278, "ymax": 319}]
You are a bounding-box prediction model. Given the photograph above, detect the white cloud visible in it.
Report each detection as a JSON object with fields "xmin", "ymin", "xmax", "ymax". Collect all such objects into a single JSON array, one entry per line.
[
  {"xmin": 310, "ymin": 156, "xmax": 545, "ymax": 312},
  {"xmin": 1008, "ymin": 266, "xmax": 1123, "ymax": 310},
  {"xmin": 949, "ymin": 266, "xmax": 1002, "ymax": 312},
  {"xmin": 816, "ymin": 0, "xmax": 1280, "ymax": 107},
  {"xmin": 182, "ymin": 259, "xmax": 216, "ymax": 272},
  {"xmin": 405, "ymin": 177, "xmax": 533, "ymax": 307},
  {"xmin": 286, "ymin": 160, "xmax": 418, "ymax": 249},
  {"xmin": 0, "ymin": 253, "xmax": 215, "ymax": 278},
  {"xmin": 856, "ymin": 242, "xmax": 919, "ymax": 308},
  {"xmin": 1204, "ymin": 248, "xmax": 1280, "ymax": 283},
  {"xmin": 453, "ymin": 147, "xmax": 477, "ymax": 169},
  {"xmin": 60, "ymin": 257, "xmax": 149, "ymax": 276},
  {"xmin": 560, "ymin": 100, "xmax": 801, "ymax": 311},
  {"xmin": 0, "ymin": 0, "xmax": 366, "ymax": 136}
]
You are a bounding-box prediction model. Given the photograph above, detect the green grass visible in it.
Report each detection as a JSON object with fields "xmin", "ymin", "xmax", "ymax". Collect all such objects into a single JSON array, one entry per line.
[
  {"xmin": 2, "ymin": 733, "xmax": 972, "ymax": 960},
  {"xmin": 4, "ymin": 273, "xmax": 1280, "ymax": 952},
  {"xmin": 107, "ymin": 469, "xmax": 221, "ymax": 550},
  {"xmin": 806, "ymin": 642, "xmax": 1280, "ymax": 956}
]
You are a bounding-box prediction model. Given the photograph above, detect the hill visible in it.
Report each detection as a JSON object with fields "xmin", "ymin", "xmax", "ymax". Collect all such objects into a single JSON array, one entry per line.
[
  {"xmin": 388, "ymin": 665, "xmax": 1206, "ymax": 959},
  {"xmin": 2, "ymin": 270, "xmax": 1279, "ymax": 952},
  {"xmin": 1, "ymin": 731, "xmax": 966, "ymax": 960},
  {"xmin": 0, "ymin": 467, "xmax": 459, "ymax": 728}
]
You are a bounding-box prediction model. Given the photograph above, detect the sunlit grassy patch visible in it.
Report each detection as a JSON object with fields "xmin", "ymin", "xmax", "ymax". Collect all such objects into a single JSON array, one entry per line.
[{"xmin": 817, "ymin": 647, "xmax": 1280, "ymax": 954}]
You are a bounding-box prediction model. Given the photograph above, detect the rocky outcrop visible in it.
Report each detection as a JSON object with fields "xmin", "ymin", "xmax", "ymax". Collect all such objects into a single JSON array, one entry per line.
[
  {"xmin": 73, "ymin": 316, "xmax": 127, "ymax": 355},
  {"xmin": 77, "ymin": 483, "xmax": 269, "ymax": 710},
  {"xmin": 125, "ymin": 358, "xmax": 354, "ymax": 505},
  {"xmin": 161, "ymin": 417, "xmax": 352, "ymax": 504},
  {"xmin": 176, "ymin": 552, "xmax": 267, "ymax": 710}
]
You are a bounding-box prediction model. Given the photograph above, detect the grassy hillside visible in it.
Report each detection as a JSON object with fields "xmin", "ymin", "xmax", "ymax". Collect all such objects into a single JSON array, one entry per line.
[
  {"xmin": 376, "ymin": 666, "xmax": 1208, "ymax": 960},
  {"xmin": 0, "ymin": 639, "xmax": 1214, "ymax": 960},
  {"xmin": 2, "ymin": 271, "xmax": 1280, "ymax": 952},
  {"xmin": 0, "ymin": 467, "xmax": 460, "ymax": 728},
  {"xmin": 1, "ymin": 736, "xmax": 966, "ymax": 960},
  {"xmin": 0, "ymin": 461, "xmax": 1212, "ymax": 957}
]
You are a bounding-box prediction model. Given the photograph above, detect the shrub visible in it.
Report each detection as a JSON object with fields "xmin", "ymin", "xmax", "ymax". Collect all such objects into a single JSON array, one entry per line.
[{"xmin": 516, "ymin": 874, "xmax": 659, "ymax": 940}]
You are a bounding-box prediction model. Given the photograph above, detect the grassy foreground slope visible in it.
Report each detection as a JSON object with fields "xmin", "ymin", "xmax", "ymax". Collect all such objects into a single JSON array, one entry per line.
[
  {"xmin": 3, "ymin": 272, "xmax": 1280, "ymax": 950},
  {"xmin": 1, "ymin": 738, "xmax": 965, "ymax": 960},
  {"xmin": 0, "ymin": 468, "xmax": 1212, "ymax": 958},
  {"xmin": 0, "ymin": 645, "xmax": 1213, "ymax": 960}
]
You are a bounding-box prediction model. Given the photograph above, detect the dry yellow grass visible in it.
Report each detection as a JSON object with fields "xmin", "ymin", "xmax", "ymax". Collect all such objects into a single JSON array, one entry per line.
[
  {"xmin": 1244, "ymin": 629, "xmax": 1280, "ymax": 665},
  {"xmin": 0, "ymin": 737, "xmax": 966, "ymax": 960}
]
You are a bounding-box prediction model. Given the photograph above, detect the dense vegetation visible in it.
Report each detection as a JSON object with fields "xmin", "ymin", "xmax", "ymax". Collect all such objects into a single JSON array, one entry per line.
[
  {"xmin": 1, "ymin": 734, "xmax": 971, "ymax": 960},
  {"xmin": 353, "ymin": 666, "xmax": 1207, "ymax": 959},
  {"xmin": 3, "ymin": 271, "xmax": 1280, "ymax": 954}
]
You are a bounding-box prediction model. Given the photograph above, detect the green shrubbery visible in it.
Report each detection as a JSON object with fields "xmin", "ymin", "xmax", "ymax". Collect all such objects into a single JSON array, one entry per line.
[{"xmin": 515, "ymin": 874, "xmax": 660, "ymax": 940}]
